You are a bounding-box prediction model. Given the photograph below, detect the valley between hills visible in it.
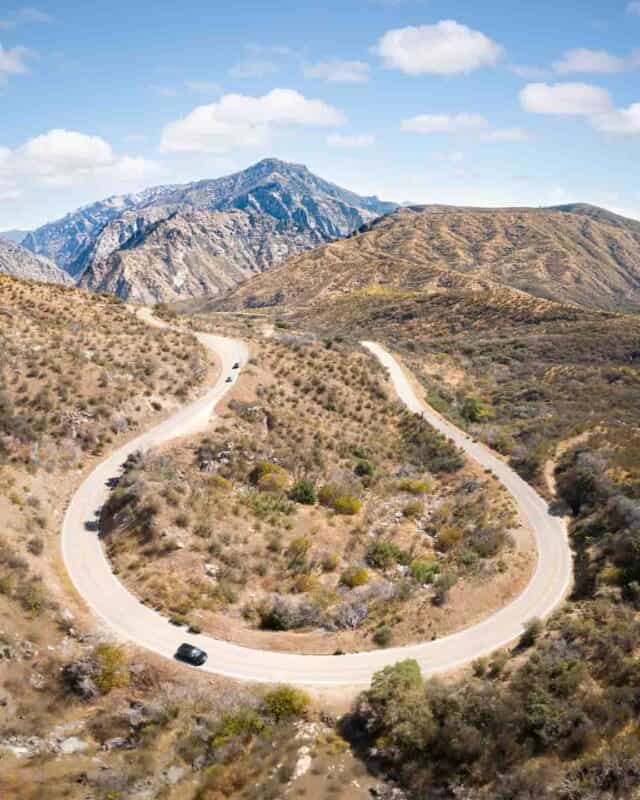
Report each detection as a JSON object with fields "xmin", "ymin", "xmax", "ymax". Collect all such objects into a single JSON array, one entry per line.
[{"xmin": 1, "ymin": 160, "xmax": 640, "ymax": 799}]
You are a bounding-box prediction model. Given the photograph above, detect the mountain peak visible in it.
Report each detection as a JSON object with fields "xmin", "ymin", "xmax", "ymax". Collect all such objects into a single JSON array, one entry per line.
[
  {"xmin": 248, "ymin": 157, "xmax": 308, "ymax": 174},
  {"xmin": 22, "ymin": 159, "xmax": 397, "ymax": 302}
]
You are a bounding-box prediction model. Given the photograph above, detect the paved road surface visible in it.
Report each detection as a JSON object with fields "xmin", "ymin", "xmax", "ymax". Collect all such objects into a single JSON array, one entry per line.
[{"xmin": 62, "ymin": 326, "xmax": 572, "ymax": 687}]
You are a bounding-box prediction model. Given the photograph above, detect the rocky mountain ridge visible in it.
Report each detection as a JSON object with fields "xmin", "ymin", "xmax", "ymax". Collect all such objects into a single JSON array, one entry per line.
[
  {"xmin": 0, "ymin": 239, "xmax": 73, "ymax": 286},
  {"xmin": 22, "ymin": 160, "xmax": 396, "ymax": 299},
  {"xmin": 77, "ymin": 206, "xmax": 342, "ymax": 304}
]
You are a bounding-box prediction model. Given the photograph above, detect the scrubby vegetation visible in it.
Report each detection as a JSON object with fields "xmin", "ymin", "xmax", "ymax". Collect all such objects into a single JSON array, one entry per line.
[
  {"xmin": 102, "ymin": 333, "xmax": 521, "ymax": 653},
  {"xmin": 347, "ymin": 596, "xmax": 640, "ymax": 799},
  {"xmin": 0, "ymin": 275, "xmax": 207, "ymax": 469}
]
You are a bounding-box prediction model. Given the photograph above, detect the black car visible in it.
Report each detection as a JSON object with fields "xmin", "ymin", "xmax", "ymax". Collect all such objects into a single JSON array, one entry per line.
[
  {"xmin": 225, "ymin": 376, "xmax": 233, "ymax": 383},
  {"xmin": 232, "ymin": 362, "xmax": 240, "ymax": 369},
  {"xmin": 175, "ymin": 643, "xmax": 208, "ymax": 666}
]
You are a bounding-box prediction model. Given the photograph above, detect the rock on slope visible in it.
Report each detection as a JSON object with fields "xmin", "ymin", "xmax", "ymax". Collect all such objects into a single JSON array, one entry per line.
[
  {"xmin": 0, "ymin": 239, "xmax": 73, "ymax": 285},
  {"xmin": 24, "ymin": 159, "xmax": 396, "ymax": 301},
  {"xmin": 214, "ymin": 204, "xmax": 640, "ymax": 315}
]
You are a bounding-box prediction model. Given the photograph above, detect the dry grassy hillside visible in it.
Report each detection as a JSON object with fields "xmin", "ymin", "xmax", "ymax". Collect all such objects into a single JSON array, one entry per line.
[
  {"xmin": 0, "ymin": 276, "xmax": 209, "ymax": 469},
  {"xmin": 215, "ymin": 204, "xmax": 640, "ymax": 314}
]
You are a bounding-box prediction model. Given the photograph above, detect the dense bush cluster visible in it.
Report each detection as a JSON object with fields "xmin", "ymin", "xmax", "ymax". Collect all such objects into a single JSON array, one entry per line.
[{"xmin": 348, "ymin": 599, "xmax": 640, "ymax": 798}]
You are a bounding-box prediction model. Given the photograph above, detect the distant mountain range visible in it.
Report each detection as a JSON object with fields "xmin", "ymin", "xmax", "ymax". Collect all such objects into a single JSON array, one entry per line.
[
  {"xmin": 4, "ymin": 161, "xmax": 640, "ymax": 312},
  {"xmin": 18, "ymin": 159, "xmax": 396, "ymax": 303}
]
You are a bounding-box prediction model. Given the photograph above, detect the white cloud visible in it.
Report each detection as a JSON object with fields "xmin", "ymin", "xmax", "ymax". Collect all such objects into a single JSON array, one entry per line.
[
  {"xmin": 185, "ymin": 80, "xmax": 223, "ymax": 95},
  {"xmin": 327, "ymin": 133, "xmax": 375, "ymax": 148},
  {"xmin": 151, "ymin": 85, "xmax": 178, "ymax": 97},
  {"xmin": 402, "ymin": 112, "xmax": 489, "ymax": 134},
  {"xmin": 402, "ymin": 113, "xmax": 529, "ymax": 142},
  {"xmin": 229, "ymin": 59, "xmax": 279, "ymax": 79},
  {"xmin": 0, "ymin": 43, "xmax": 32, "ymax": 86},
  {"xmin": 521, "ymin": 81, "xmax": 640, "ymax": 138},
  {"xmin": 520, "ymin": 82, "xmax": 612, "ymax": 115},
  {"xmin": 591, "ymin": 103, "xmax": 640, "ymax": 135},
  {"xmin": 17, "ymin": 7, "xmax": 53, "ymax": 23},
  {"xmin": 303, "ymin": 60, "xmax": 371, "ymax": 84},
  {"xmin": 245, "ymin": 43, "xmax": 295, "ymax": 57},
  {"xmin": 553, "ymin": 48, "xmax": 626, "ymax": 75},
  {"xmin": 160, "ymin": 88, "xmax": 345, "ymax": 154},
  {"xmin": 375, "ymin": 20, "xmax": 503, "ymax": 76},
  {"xmin": 0, "ymin": 129, "xmax": 163, "ymax": 190},
  {"xmin": 484, "ymin": 127, "xmax": 531, "ymax": 142},
  {"xmin": 510, "ymin": 65, "xmax": 549, "ymax": 80},
  {"xmin": 21, "ymin": 129, "xmax": 114, "ymax": 167},
  {"xmin": 627, "ymin": 1, "xmax": 640, "ymax": 14}
]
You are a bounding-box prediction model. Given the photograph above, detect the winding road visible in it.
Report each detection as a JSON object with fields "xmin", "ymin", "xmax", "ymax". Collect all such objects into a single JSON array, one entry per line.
[{"xmin": 62, "ymin": 321, "xmax": 572, "ymax": 687}]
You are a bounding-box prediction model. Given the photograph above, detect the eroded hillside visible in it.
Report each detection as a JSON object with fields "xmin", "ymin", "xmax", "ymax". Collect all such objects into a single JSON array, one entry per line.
[{"xmin": 216, "ymin": 204, "xmax": 640, "ymax": 314}]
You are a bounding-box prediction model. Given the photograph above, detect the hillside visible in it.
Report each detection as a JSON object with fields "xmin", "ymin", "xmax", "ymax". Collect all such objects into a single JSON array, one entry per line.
[
  {"xmin": 0, "ymin": 238, "xmax": 73, "ymax": 286},
  {"xmin": 22, "ymin": 159, "xmax": 396, "ymax": 301},
  {"xmin": 215, "ymin": 204, "xmax": 640, "ymax": 315}
]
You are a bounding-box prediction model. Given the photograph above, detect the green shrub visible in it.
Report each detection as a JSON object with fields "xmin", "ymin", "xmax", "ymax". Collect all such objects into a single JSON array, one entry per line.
[
  {"xmin": 410, "ymin": 559, "xmax": 440, "ymax": 584},
  {"xmin": 17, "ymin": 580, "xmax": 45, "ymax": 614},
  {"xmin": 402, "ymin": 500, "xmax": 424, "ymax": 518},
  {"xmin": 355, "ymin": 459, "xmax": 375, "ymax": 477},
  {"xmin": 318, "ymin": 482, "xmax": 361, "ymax": 514},
  {"xmin": 472, "ymin": 656, "xmax": 489, "ymax": 677},
  {"xmin": 457, "ymin": 548, "xmax": 478, "ymax": 567},
  {"xmin": 263, "ymin": 685, "xmax": 310, "ymax": 721},
  {"xmin": 397, "ymin": 478, "xmax": 432, "ymax": 495},
  {"xmin": 249, "ymin": 462, "xmax": 287, "ymax": 487},
  {"xmin": 373, "ymin": 625, "xmax": 393, "ymax": 647},
  {"xmin": 340, "ymin": 565, "xmax": 370, "ymax": 588},
  {"xmin": 333, "ymin": 495, "xmax": 362, "ymax": 515},
  {"xmin": 94, "ymin": 643, "xmax": 130, "ymax": 694},
  {"xmin": 437, "ymin": 525, "xmax": 463, "ymax": 552},
  {"xmin": 287, "ymin": 537, "xmax": 311, "ymax": 570},
  {"xmin": 520, "ymin": 617, "xmax": 543, "ymax": 648},
  {"xmin": 433, "ymin": 571, "xmax": 456, "ymax": 606},
  {"xmin": 289, "ymin": 479, "xmax": 317, "ymax": 505},
  {"xmin": 258, "ymin": 471, "xmax": 289, "ymax": 493},
  {"xmin": 366, "ymin": 540, "xmax": 408, "ymax": 570},
  {"xmin": 400, "ymin": 413, "xmax": 464, "ymax": 473},
  {"xmin": 214, "ymin": 708, "xmax": 265, "ymax": 744},
  {"xmin": 461, "ymin": 395, "xmax": 493, "ymax": 423},
  {"xmin": 321, "ymin": 553, "xmax": 340, "ymax": 572}
]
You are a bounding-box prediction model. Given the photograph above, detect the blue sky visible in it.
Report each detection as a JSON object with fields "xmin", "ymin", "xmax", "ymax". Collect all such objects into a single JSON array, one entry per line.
[{"xmin": 1, "ymin": 0, "xmax": 639, "ymax": 229}]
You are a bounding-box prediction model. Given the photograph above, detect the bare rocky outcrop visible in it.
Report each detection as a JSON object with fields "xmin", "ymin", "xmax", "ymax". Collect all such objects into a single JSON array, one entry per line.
[{"xmin": 0, "ymin": 238, "xmax": 73, "ymax": 285}]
